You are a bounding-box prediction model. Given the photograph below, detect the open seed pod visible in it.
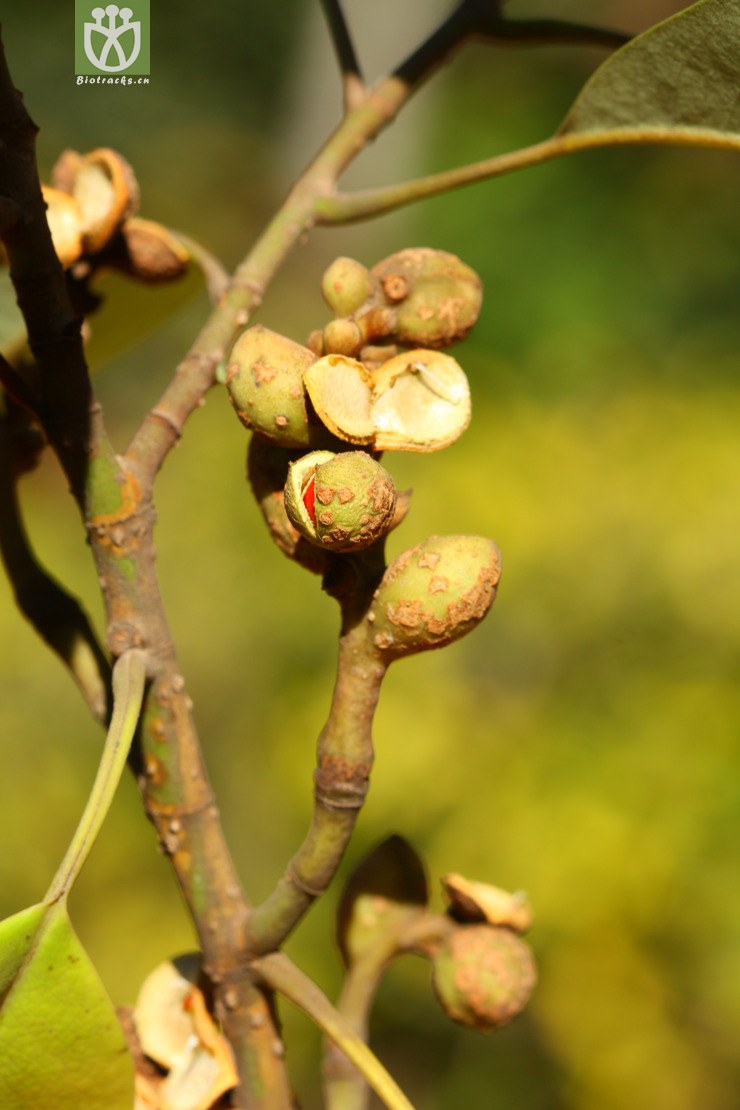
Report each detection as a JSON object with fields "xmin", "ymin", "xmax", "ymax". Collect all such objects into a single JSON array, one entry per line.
[
  {"xmin": 284, "ymin": 449, "xmax": 397, "ymax": 552},
  {"xmin": 133, "ymin": 955, "xmax": 237, "ymax": 1110},
  {"xmin": 431, "ymin": 924, "xmax": 536, "ymax": 1031},
  {"xmin": 372, "ymin": 349, "xmax": 470, "ymax": 451},
  {"xmin": 303, "ymin": 354, "xmax": 375, "ymax": 444},
  {"xmin": 227, "ymin": 325, "xmax": 332, "ymax": 449},
  {"xmin": 51, "ymin": 148, "xmax": 84, "ymax": 194},
  {"xmin": 113, "ymin": 218, "xmax": 190, "ymax": 283},
  {"xmin": 368, "ymin": 535, "xmax": 501, "ymax": 660},
  {"xmin": 443, "ymin": 874, "xmax": 533, "ymax": 934},
  {"xmin": 72, "ymin": 147, "xmax": 140, "ymax": 254},
  {"xmin": 304, "ymin": 349, "xmax": 470, "ymax": 453},
  {"xmin": 370, "ymin": 248, "xmax": 483, "ymax": 349},
  {"xmin": 41, "ymin": 186, "xmax": 84, "ymax": 268}
]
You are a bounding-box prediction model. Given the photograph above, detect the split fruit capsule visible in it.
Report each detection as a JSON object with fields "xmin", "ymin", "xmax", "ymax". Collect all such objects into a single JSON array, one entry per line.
[{"xmin": 284, "ymin": 450, "xmax": 397, "ymax": 552}]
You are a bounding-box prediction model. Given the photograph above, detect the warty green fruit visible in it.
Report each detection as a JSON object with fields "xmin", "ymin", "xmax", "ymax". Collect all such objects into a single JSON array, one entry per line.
[
  {"xmin": 370, "ymin": 247, "xmax": 482, "ymax": 349},
  {"xmin": 431, "ymin": 924, "xmax": 536, "ymax": 1031},
  {"xmin": 226, "ymin": 325, "xmax": 322, "ymax": 448},
  {"xmin": 284, "ymin": 450, "xmax": 397, "ymax": 552},
  {"xmin": 368, "ymin": 535, "xmax": 501, "ymax": 659}
]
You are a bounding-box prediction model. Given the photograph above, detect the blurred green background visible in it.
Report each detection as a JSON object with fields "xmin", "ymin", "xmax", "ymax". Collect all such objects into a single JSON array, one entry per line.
[{"xmin": 1, "ymin": 2, "xmax": 739, "ymax": 1107}]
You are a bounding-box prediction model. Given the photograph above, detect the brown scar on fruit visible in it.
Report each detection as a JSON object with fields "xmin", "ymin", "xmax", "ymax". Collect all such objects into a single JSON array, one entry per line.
[
  {"xmin": 418, "ymin": 552, "xmax": 440, "ymax": 569},
  {"xmin": 254, "ymin": 359, "xmax": 279, "ymax": 385},
  {"xmin": 436, "ymin": 296, "xmax": 466, "ymax": 325}
]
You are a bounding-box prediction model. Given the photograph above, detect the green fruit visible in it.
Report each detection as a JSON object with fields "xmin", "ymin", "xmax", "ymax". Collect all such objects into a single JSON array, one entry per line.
[
  {"xmin": 368, "ymin": 535, "xmax": 501, "ymax": 659},
  {"xmin": 321, "ymin": 257, "xmax": 374, "ymax": 317},
  {"xmin": 226, "ymin": 325, "xmax": 321, "ymax": 448},
  {"xmin": 370, "ymin": 248, "xmax": 482, "ymax": 349},
  {"xmin": 431, "ymin": 924, "xmax": 536, "ymax": 1031},
  {"xmin": 322, "ymin": 317, "xmax": 364, "ymax": 357},
  {"xmin": 284, "ymin": 450, "xmax": 397, "ymax": 552}
]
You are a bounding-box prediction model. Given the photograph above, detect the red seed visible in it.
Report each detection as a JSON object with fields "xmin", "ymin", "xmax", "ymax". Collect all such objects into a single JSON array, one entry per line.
[{"xmin": 303, "ymin": 474, "xmax": 316, "ymax": 522}]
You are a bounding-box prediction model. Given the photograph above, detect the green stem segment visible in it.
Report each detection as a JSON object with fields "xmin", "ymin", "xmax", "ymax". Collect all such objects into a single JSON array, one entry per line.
[
  {"xmin": 325, "ymin": 950, "xmax": 391, "ymax": 1110},
  {"xmin": 45, "ymin": 650, "xmax": 147, "ymax": 904},
  {"xmin": 325, "ymin": 914, "xmax": 453, "ymax": 1109},
  {"xmin": 315, "ymin": 127, "xmax": 740, "ymax": 226},
  {"xmin": 247, "ymin": 593, "xmax": 386, "ymax": 954},
  {"xmin": 256, "ymin": 952, "xmax": 415, "ymax": 1110}
]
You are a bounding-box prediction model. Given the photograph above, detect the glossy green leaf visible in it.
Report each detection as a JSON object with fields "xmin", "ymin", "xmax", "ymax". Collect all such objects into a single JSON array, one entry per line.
[
  {"xmin": 560, "ymin": 0, "xmax": 740, "ymax": 147},
  {"xmin": 0, "ymin": 652, "xmax": 145, "ymax": 1106},
  {"xmin": 0, "ymin": 901, "xmax": 134, "ymax": 1109},
  {"xmin": 337, "ymin": 835, "xmax": 428, "ymax": 965}
]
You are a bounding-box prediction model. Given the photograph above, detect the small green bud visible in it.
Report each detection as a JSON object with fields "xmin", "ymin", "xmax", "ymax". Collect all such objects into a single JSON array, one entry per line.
[
  {"xmin": 322, "ymin": 317, "xmax": 364, "ymax": 357},
  {"xmin": 321, "ymin": 256, "xmax": 374, "ymax": 317},
  {"xmin": 431, "ymin": 924, "xmax": 536, "ymax": 1031},
  {"xmin": 225, "ymin": 325, "xmax": 325, "ymax": 448},
  {"xmin": 370, "ymin": 248, "xmax": 482, "ymax": 349},
  {"xmin": 284, "ymin": 450, "xmax": 397, "ymax": 552},
  {"xmin": 368, "ymin": 535, "xmax": 501, "ymax": 659}
]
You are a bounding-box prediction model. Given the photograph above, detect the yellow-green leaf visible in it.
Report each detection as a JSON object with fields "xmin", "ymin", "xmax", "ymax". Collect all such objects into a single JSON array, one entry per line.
[
  {"xmin": 0, "ymin": 905, "xmax": 47, "ymax": 999},
  {"xmin": 0, "ymin": 901, "xmax": 134, "ymax": 1109},
  {"xmin": 559, "ymin": 0, "xmax": 740, "ymax": 149}
]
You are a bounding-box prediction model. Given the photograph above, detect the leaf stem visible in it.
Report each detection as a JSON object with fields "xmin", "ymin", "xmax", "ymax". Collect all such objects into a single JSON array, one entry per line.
[
  {"xmin": 45, "ymin": 649, "xmax": 147, "ymax": 904},
  {"xmin": 255, "ymin": 951, "xmax": 415, "ymax": 1110},
  {"xmin": 316, "ymin": 126, "xmax": 740, "ymax": 225}
]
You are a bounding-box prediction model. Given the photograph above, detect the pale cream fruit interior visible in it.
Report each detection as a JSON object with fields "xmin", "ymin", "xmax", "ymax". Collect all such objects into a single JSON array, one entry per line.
[{"xmin": 304, "ymin": 349, "xmax": 470, "ymax": 453}]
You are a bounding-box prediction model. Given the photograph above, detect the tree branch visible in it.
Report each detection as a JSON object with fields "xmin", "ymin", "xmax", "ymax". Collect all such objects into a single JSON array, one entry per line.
[
  {"xmin": 246, "ymin": 570, "xmax": 387, "ymax": 954},
  {"xmin": 320, "ymin": 0, "xmax": 367, "ymax": 111},
  {"xmin": 0, "ymin": 35, "xmax": 292, "ymax": 1105},
  {"xmin": 0, "ymin": 30, "xmax": 110, "ymax": 509},
  {"xmin": 125, "ymin": 192, "xmax": 316, "ymax": 485},
  {"xmin": 486, "ymin": 16, "xmax": 629, "ymax": 52}
]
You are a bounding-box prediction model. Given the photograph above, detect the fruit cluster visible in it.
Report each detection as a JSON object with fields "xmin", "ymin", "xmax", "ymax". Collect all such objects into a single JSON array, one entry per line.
[
  {"xmin": 227, "ymin": 247, "xmax": 501, "ymax": 659},
  {"xmin": 1, "ymin": 147, "xmax": 189, "ymax": 284}
]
